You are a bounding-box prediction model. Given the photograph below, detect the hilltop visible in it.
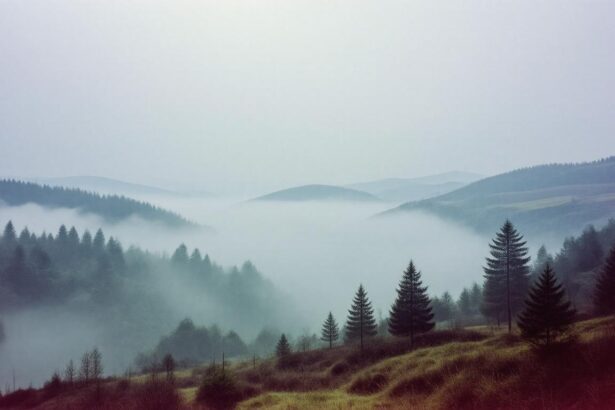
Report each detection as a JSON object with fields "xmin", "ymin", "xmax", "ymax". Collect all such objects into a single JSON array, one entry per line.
[
  {"xmin": 383, "ymin": 157, "xmax": 615, "ymax": 235},
  {"xmin": 0, "ymin": 179, "xmax": 197, "ymax": 228},
  {"xmin": 348, "ymin": 171, "xmax": 483, "ymax": 203},
  {"xmin": 253, "ymin": 184, "xmax": 381, "ymax": 203}
]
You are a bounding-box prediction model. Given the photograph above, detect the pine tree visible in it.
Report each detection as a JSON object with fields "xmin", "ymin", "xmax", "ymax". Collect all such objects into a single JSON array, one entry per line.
[
  {"xmin": 3, "ymin": 221, "xmax": 16, "ymax": 242},
  {"xmin": 483, "ymin": 220, "xmax": 531, "ymax": 332},
  {"xmin": 388, "ymin": 261, "xmax": 434, "ymax": 347},
  {"xmin": 517, "ymin": 264, "xmax": 576, "ymax": 347},
  {"xmin": 458, "ymin": 288, "xmax": 472, "ymax": 317},
  {"xmin": 345, "ymin": 284, "xmax": 377, "ymax": 350},
  {"xmin": 321, "ymin": 312, "xmax": 340, "ymax": 349},
  {"xmin": 469, "ymin": 283, "xmax": 482, "ymax": 315},
  {"xmin": 275, "ymin": 334, "xmax": 291, "ymax": 357},
  {"xmin": 594, "ymin": 245, "xmax": 615, "ymax": 315}
]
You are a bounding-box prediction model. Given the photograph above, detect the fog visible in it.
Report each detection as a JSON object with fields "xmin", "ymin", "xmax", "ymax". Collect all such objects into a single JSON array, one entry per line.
[{"xmin": 2, "ymin": 187, "xmax": 578, "ymax": 389}]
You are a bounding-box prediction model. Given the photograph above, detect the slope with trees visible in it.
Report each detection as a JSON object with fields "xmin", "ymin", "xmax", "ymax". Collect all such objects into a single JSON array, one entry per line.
[
  {"xmin": 0, "ymin": 179, "xmax": 197, "ymax": 228},
  {"xmin": 385, "ymin": 156, "xmax": 615, "ymax": 235}
]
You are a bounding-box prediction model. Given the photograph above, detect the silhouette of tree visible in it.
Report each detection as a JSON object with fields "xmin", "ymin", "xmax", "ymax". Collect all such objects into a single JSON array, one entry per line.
[
  {"xmin": 345, "ymin": 284, "xmax": 377, "ymax": 350},
  {"xmin": 517, "ymin": 264, "xmax": 576, "ymax": 347},
  {"xmin": 594, "ymin": 245, "xmax": 615, "ymax": 315},
  {"xmin": 275, "ymin": 334, "xmax": 291, "ymax": 357},
  {"xmin": 163, "ymin": 354, "xmax": 175, "ymax": 382},
  {"xmin": 482, "ymin": 220, "xmax": 531, "ymax": 332},
  {"xmin": 320, "ymin": 312, "xmax": 339, "ymax": 349},
  {"xmin": 388, "ymin": 261, "xmax": 434, "ymax": 347}
]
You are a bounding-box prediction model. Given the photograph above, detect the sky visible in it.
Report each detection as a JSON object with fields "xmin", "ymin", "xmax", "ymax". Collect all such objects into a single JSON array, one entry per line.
[{"xmin": 1, "ymin": 0, "xmax": 615, "ymax": 195}]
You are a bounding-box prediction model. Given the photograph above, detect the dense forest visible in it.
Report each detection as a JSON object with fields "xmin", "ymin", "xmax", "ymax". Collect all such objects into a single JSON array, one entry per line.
[
  {"xmin": 0, "ymin": 180, "xmax": 195, "ymax": 228},
  {"xmin": 0, "ymin": 221, "xmax": 292, "ymax": 370}
]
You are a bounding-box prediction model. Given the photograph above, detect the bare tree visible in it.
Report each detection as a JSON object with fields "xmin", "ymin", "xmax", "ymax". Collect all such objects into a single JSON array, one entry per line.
[
  {"xmin": 162, "ymin": 353, "xmax": 175, "ymax": 382},
  {"xmin": 79, "ymin": 351, "xmax": 91, "ymax": 383},
  {"xmin": 64, "ymin": 360, "xmax": 75, "ymax": 386},
  {"xmin": 91, "ymin": 348, "xmax": 103, "ymax": 382}
]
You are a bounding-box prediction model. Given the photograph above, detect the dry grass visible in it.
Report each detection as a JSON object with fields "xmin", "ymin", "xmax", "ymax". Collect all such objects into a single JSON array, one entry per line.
[
  {"xmin": 11, "ymin": 317, "xmax": 615, "ymax": 410},
  {"xmin": 239, "ymin": 316, "xmax": 615, "ymax": 410}
]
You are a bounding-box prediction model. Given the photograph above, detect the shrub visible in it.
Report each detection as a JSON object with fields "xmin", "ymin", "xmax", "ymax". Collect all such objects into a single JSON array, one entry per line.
[
  {"xmin": 348, "ymin": 372, "xmax": 388, "ymax": 394},
  {"xmin": 42, "ymin": 371, "xmax": 63, "ymax": 399},
  {"xmin": 197, "ymin": 369, "xmax": 243, "ymax": 409},
  {"xmin": 135, "ymin": 378, "xmax": 182, "ymax": 410}
]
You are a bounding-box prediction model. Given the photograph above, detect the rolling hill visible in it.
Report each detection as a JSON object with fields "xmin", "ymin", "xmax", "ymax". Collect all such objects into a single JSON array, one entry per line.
[
  {"xmin": 383, "ymin": 157, "xmax": 615, "ymax": 235},
  {"xmin": 0, "ymin": 179, "xmax": 197, "ymax": 228},
  {"xmin": 347, "ymin": 171, "xmax": 483, "ymax": 203},
  {"xmin": 26, "ymin": 176, "xmax": 213, "ymax": 198},
  {"xmin": 253, "ymin": 184, "xmax": 381, "ymax": 203},
  {"xmin": 28, "ymin": 176, "xmax": 180, "ymax": 197}
]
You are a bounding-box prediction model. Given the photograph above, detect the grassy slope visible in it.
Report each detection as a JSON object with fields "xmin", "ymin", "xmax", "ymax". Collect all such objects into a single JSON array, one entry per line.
[
  {"xmin": 237, "ymin": 317, "xmax": 615, "ymax": 409},
  {"xmin": 15, "ymin": 317, "xmax": 615, "ymax": 410}
]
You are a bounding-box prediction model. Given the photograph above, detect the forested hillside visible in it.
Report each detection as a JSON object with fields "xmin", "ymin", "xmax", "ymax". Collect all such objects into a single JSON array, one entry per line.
[
  {"xmin": 0, "ymin": 180, "xmax": 195, "ymax": 228},
  {"xmin": 0, "ymin": 221, "xmax": 291, "ymax": 366},
  {"xmin": 387, "ymin": 157, "xmax": 615, "ymax": 234}
]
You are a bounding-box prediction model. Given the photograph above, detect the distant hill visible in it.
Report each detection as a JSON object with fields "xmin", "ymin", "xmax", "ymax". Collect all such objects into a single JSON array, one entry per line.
[
  {"xmin": 28, "ymin": 176, "xmax": 179, "ymax": 197},
  {"xmin": 0, "ymin": 179, "xmax": 197, "ymax": 228},
  {"xmin": 383, "ymin": 157, "xmax": 615, "ymax": 235},
  {"xmin": 27, "ymin": 176, "xmax": 213, "ymax": 198},
  {"xmin": 347, "ymin": 171, "xmax": 483, "ymax": 203},
  {"xmin": 253, "ymin": 184, "xmax": 381, "ymax": 202}
]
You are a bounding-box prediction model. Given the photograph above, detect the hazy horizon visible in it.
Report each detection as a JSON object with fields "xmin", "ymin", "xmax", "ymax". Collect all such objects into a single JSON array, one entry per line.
[{"xmin": 2, "ymin": 1, "xmax": 615, "ymax": 195}]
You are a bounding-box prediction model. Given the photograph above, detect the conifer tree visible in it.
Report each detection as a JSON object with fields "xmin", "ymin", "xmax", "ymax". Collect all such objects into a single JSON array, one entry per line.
[
  {"xmin": 482, "ymin": 220, "xmax": 531, "ymax": 332},
  {"xmin": 458, "ymin": 288, "xmax": 472, "ymax": 317},
  {"xmin": 594, "ymin": 245, "xmax": 615, "ymax": 315},
  {"xmin": 345, "ymin": 284, "xmax": 377, "ymax": 350},
  {"xmin": 517, "ymin": 264, "xmax": 576, "ymax": 347},
  {"xmin": 388, "ymin": 261, "xmax": 434, "ymax": 347},
  {"xmin": 321, "ymin": 312, "xmax": 340, "ymax": 349},
  {"xmin": 275, "ymin": 334, "xmax": 291, "ymax": 357},
  {"xmin": 3, "ymin": 221, "xmax": 16, "ymax": 242}
]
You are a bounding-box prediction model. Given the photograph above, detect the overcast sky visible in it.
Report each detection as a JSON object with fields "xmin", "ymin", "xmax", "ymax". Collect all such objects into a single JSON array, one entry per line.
[{"xmin": 1, "ymin": 0, "xmax": 614, "ymax": 195}]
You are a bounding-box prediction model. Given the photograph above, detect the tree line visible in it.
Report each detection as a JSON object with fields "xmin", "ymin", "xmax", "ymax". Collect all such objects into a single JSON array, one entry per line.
[
  {"xmin": 0, "ymin": 179, "xmax": 194, "ymax": 228},
  {"xmin": 273, "ymin": 219, "xmax": 615, "ymax": 356}
]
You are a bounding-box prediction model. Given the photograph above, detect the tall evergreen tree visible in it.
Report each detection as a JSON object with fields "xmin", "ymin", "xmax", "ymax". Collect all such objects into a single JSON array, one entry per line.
[
  {"xmin": 482, "ymin": 220, "xmax": 531, "ymax": 332},
  {"xmin": 345, "ymin": 284, "xmax": 377, "ymax": 350},
  {"xmin": 3, "ymin": 221, "xmax": 16, "ymax": 242},
  {"xmin": 432, "ymin": 291, "xmax": 455, "ymax": 323},
  {"xmin": 469, "ymin": 283, "xmax": 482, "ymax": 314},
  {"xmin": 517, "ymin": 264, "xmax": 576, "ymax": 347},
  {"xmin": 92, "ymin": 229, "xmax": 105, "ymax": 251},
  {"xmin": 321, "ymin": 312, "xmax": 340, "ymax": 349},
  {"xmin": 458, "ymin": 288, "xmax": 472, "ymax": 317},
  {"xmin": 388, "ymin": 261, "xmax": 434, "ymax": 347},
  {"xmin": 275, "ymin": 334, "xmax": 291, "ymax": 357},
  {"xmin": 594, "ymin": 244, "xmax": 615, "ymax": 315}
]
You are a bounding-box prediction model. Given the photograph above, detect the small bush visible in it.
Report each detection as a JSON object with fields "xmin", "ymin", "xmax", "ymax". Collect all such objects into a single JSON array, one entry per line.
[
  {"xmin": 348, "ymin": 372, "xmax": 388, "ymax": 394},
  {"xmin": 42, "ymin": 372, "xmax": 63, "ymax": 399},
  {"xmin": 135, "ymin": 378, "xmax": 182, "ymax": 410},
  {"xmin": 330, "ymin": 361, "xmax": 349, "ymax": 376},
  {"xmin": 0, "ymin": 388, "xmax": 38, "ymax": 408},
  {"xmin": 197, "ymin": 369, "xmax": 243, "ymax": 409}
]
